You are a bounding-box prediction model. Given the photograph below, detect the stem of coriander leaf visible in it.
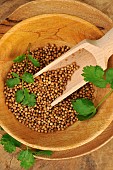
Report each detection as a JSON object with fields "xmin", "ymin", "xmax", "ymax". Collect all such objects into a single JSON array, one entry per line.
[
  {"xmin": 96, "ymin": 89, "xmax": 113, "ymax": 109},
  {"xmin": 22, "ymin": 79, "xmax": 24, "ymax": 90},
  {"xmin": 24, "ymin": 56, "xmax": 28, "ymax": 72},
  {"xmin": 24, "ymin": 43, "xmax": 31, "ymax": 72},
  {"xmin": 21, "ymin": 43, "xmax": 31, "ymax": 90}
]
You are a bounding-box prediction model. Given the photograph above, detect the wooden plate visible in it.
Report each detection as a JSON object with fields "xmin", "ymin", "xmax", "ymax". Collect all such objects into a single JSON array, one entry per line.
[
  {"xmin": 0, "ymin": 0, "xmax": 113, "ymax": 159},
  {"xmin": 35, "ymin": 120, "xmax": 113, "ymax": 160}
]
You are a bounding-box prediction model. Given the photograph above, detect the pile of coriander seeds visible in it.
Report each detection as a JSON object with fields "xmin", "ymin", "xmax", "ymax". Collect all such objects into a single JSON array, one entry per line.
[{"xmin": 4, "ymin": 44, "xmax": 95, "ymax": 133}]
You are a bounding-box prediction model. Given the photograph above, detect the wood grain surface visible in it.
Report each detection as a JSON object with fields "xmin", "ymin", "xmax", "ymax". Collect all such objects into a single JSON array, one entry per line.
[
  {"xmin": 1, "ymin": 12, "xmax": 113, "ymax": 152},
  {"xmin": 0, "ymin": 0, "xmax": 113, "ymax": 170}
]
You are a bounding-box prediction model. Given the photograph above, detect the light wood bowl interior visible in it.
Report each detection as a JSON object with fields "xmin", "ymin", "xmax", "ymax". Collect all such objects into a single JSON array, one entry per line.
[{"xmin": 0, "ymin": 13, "xmax": 113, "ymax": 151}]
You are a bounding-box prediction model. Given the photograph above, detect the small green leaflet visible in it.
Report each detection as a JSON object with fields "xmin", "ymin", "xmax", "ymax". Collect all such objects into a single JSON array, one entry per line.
[
  {"xmin": 28, "ymin": 55, "xmax": 40, "ymax": 67},
  {"xmin": 3, "ymin": 142, "xmax": 16, "ymax": 153},
  {"xmin": 16, "ymin": 88, "xmax": 36, "ymax": 107},
  {"xmin": 77, "ymin": 111, "xmax": 96, "ymax": 121},
  {"xmin": 24, "ymin": 88, "xmax": 29, "ymax": 97},
  {"xmin": 82, "ymin": 65, "xmax": 104, "ymax": 80},
  {"xmin": 34, "ymin": 150, "xmax": 53, "ymax": 156},
  {"xmin": 0, "ymin": 134, "xmax": 21, "ymax": 153},
  {"xmin": 18, "ymin": 150, "xmax": 35, "ymax": 169},
  {"xmin": 22, "ymin": 91, "xmax": 36, "ymax": 107},
  {"xmin": 12, "ymin": 72, "xmax": 19, "ymax": 78},
  {"xmin": 82, "ymin": 65, "xmax": 107, "ymax": 88},
  {"xmin": 92, "ymin": 79, "xmax": 107, "ymax": 88},
  {"xmin": 21, "ymin": 88, "xmax": 30, "ymax": 105},
  {"xmin": 13, "ymin": 54, "xmax": 25, "ymax": 63},
  {"xmin": 6, "ymin": 78, "xmax": 20, "ymax": 88},
  {"xmin": 15, "ymin": 90, "xmax": 24, "ymax": 103},
  {"xmin": 27, "ymin": 93, "xmax": 36, "ymax": 107},
  {"xmin": 111, "ymin": 81, "xmax": 113, "ymax": 89},
  {"xmin": 22, "ymin": 72, "xmax": 34, "ymax": 83},
  {"xmin": 106, "ymin": 68, "xmax": 113, "ymax": 84},
  {"xmin": 72, "ymin": 98, "xmax": 96, "ymax": 121}
]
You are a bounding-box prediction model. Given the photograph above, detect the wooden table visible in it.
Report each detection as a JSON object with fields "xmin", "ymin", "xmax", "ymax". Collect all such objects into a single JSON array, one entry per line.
[{"xmin": 0, "ymin": 0, "xmax": 113, "ymax": 170}]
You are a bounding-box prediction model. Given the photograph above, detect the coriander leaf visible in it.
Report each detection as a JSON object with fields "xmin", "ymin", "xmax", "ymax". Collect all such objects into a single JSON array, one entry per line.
[
  {"xmin": 28, "ymin": 55, "xmax": 40, "ymax": 67},
  {"xmin": 15, "ymin": 90, "xmax": 24, "ymax": 103},
  {"xmin": 27, "ymin": 93, "xmax": 36, "ymax": 107},
  {"xmin": 6, "ymin": 78, "xmax": 20, "ymax": 88},
  {"xmin": 93, "ymin": 79, "xmax": 107, "ymax": 88},
  {"xmin": 18, "ymin": 150, "xmax": 35, "ymax": 169},
  {"xmin": 15, "ymin": 88, "xmax": 35, "ymax": 106},
  {"xmin": 1, "ymin": 134, "xmax": 21, "ymax": 147},
  {"xmin": 0, "ymin": 134, "xmax": 21, "ymax": 153},
  {"xmin": 21, "ymin": 98, "xmax": 29, "ymax": 106},
  {"xmin": 82, "ymin": 65, "xmax": 104, "ymax": 81},
  {"xmin": 21, "ymin": 88, "xmax": 30, "ymax": 105},
  {"xmin": 11, "ymin": 140, "xmax": 21, "ymax": 148},
  {"xmin": 82, "ymin": 65, "xmax": 107, "ymax": 88},
  {"xmin": 111, "ymin": 80, "xmax": 113, "ymax": 89},
  {"xmin": 24, "ymin": 88, "xmax": 29, "ymax": 98},
  {"xmin": 22, "ymin": 90, "xmax": 36, "ymax": 107},
  {"xmin": 77, "ymin": 111, "xmax": 96, "ymax": 121},
  {"xmin": 12, "ymin": 72, "xmax": 19, "ymax": 78},
  {"xmin": 22, "ymin": 72, "xmax": 34, "ymax": 83},
  {"xmin": 13, "ymin": 54, "xmax": 25, "ymax": 63},
  {"xmin": 34, "ymin": 150, "xmax": 53, "ymax": 156},
  {"xmin": 106, "ymin": 68, "xmax": 113, "ymax": 84},
  {"xmin": 72, "ymin": 98, "xmax": 96, "ymax": 116},
  {"xmin": 3, "ymin": 141, "xmax": 16, "ymax": 153}
]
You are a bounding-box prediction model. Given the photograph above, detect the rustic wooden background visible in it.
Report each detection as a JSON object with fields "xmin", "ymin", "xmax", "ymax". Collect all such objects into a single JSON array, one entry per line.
[{"xmin": 0, "ymin": 0, "xmax": 113, "ymax": 170}]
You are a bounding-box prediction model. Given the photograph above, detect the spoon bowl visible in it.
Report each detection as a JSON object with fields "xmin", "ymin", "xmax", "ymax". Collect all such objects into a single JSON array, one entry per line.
[{"xmin": 34, "ymin": 28, "xmax": 113, "ymax": 106}]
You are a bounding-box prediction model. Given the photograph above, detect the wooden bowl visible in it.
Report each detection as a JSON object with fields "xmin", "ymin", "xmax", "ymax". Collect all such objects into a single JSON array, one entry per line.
[{"xmin": 0, "ymin": 13, "xmax": 113, "ymax": 151}]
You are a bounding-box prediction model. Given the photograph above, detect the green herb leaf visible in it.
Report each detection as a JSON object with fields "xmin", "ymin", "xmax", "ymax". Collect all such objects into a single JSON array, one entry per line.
[
  {"xmin": 82, "ymin": 65, "xmax": 107, "ymax": 88},
  {"xmin": 22, "ymin": 72, "xmax": 34, "ymax": 83},
  {"xmin": 106, "ymin": 68, "xmax": 113, "ymax": 84},
  {"xmin": 6, "ymin": 78, "xmax": 20, "ymax": 88},
  {"xmin": 27, "ymin": 94, "xmax": 36, "ymax": 107},
  {"xmin": 3, "ymin": 142, "xmax": 16, "ymax": 153},
  {"xmin": 111, "ymin": 80, "xmax": 113, "ymax": 89},
  {"xmin": 92, "ymin": 79, "xmax": 107, "ymax": 88},
  {"xmin": 18, "ymin": 150, "xmax": 35, "ymax": 169},
  {"xmin": 12, "ymin": 72, "xmax": 19, "ymax": 78},
  {"xmin": 21, "ymin": 88, "xmax": 30, "ymax": 105},
  {"xmin": 21, "ymin": 89, "xmax": 36, "ymax": 107},
  {"xmin": 28, "ymin": 55, "xmax": 40, "ymax": 67},
  {"xmin": 82, "ymin": 65, "xmax": 104, "ymax": 80},
  {"xmin": 77, "ymin": 111, "xmax": 96, "ymax": 121},
  {"xmin": 13, "ymin": 54, "xmax": 25, "ymax": 63},
  {"xmin": 24, "ymin": 88, "xmax": 29, "ymax": 98},
  {"xmin": 0, "ymin": 134, "xmax": 21, "ymax": 153},
  {"xmin": 15, "ymin": 90, "xmax": 24, "ymax": 103},
  {"xmin": 34, "ymin": 150, "xmax": 53, "ymax": 156},
  {"xmin": 72, "ymin": 98, "xmax": 96, "ymax": 116}
]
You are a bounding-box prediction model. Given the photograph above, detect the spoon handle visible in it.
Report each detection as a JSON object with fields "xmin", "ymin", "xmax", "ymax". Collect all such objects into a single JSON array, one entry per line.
[
  {"xmin": 89, "ymin": 28, "xmax": 113, "ymax": 64},
  {"xmin": 51, "ymin": 80, "xmax": 86, "ymax": 107}
]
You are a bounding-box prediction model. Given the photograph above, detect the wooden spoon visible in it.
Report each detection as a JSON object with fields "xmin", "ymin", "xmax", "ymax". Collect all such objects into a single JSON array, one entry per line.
[{"xmin": 33, "ymin": 28, "xmax": 113, "ymax": 107}]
